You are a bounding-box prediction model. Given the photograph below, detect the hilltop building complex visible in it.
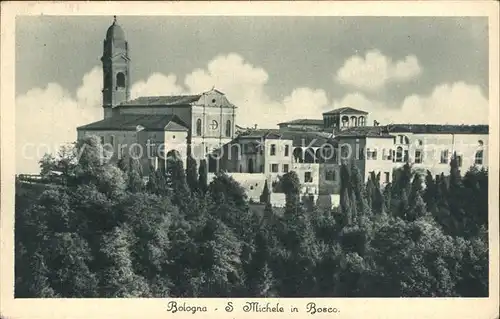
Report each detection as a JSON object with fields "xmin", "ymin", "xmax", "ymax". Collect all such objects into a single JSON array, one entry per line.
[{"xmin": 77, "ymin": 18, "xmax": 489, "ymax": 207}]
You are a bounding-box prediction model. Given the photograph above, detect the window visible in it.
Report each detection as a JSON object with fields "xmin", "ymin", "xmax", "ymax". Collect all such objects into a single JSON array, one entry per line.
[
  {"xmin": 350, "ymin": 116, "xmax": 358, "ymax": 126},
  {"xmin": 225, "ymin": 120, "xmax": 231, "ymax": 137},
  {"xmin": 416, "ymin": 139, "xmax": 423, "ymax": 146},
  {"xmin": 404, "ymin": 150, "xmax": 409, "ymax": 162},
  {"xmin": 196, "ymin": 119, "xmax": 202, "ymax": 136},
  {"xmin": 326, "ymin": 170, "xmax": 336, "ymax": 181},
  {"xmin": 109, "ymin": 135, "xmax": 115, "ymax": 147},
  {"xmin": 358, "ymin": 116, "xmax": 365, "ymax": 126},
  {"xmin": 398, "ymin": 135, "xmax": 409, "ymax": 145},
  {"xmin": 284, "ymin": 145, "xmax": 290, "ymax": 157},
  {"xmin": 440, "ymin": 150, "xmax": 449, "ymax": 164},
  {"xmin": 395, "ymin": 146, "xmax": 403, "ymax": 162},
  {"xmin": 271, "ymin": 164, "xmax": 279, "ymax": 173},
  {"xmin": 341, "ymin": 116, "xmax": 349, "ymax": 127},
  {"xmin": 270, "ymin": 144, "xmax": 276, "ymax": 156},
  {"xmin": 358, "ymin": 147, "xmax": 364, "ymax": 160},
  {"xmin": 100, "ymin": 136, "xmax": 105, "ymax": 145},
  {"xmin": 475, "ymin": 150, "xmax": 484, "ymax": 165},
  {"xmin": 367, "ymin": 148, "xmax": 377, "ymax": 160},
  {"xmin": 304, "ymin": 172, "xmax": 313, "ymax": 183},
  {"xmin": 456, "ymin": 155, "xmax": 463, "ymax": 167},
  {"xmin": 414, "ymin": 150, "xmax": 423, "ymax": 163},
  {"xmin": 384, "ymin": 172, "xmax": 390, "ymax": 183},
  {"xmin": 283, "ymin": 164, "xmax": 289, "ymax": 173},
  {"xmin": 116, "ymin": 72, "xmax": 125, "ymax": 88},
  {"xmin": 382, "ymin": 148, "xmax": 391, "ymax": 160}
]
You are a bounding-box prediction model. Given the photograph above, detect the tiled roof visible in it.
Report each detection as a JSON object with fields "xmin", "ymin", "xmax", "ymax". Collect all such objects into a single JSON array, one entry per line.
[
  {"xmin": 77, "ymin": 114, "xmax": 188, "ymax": 131},
  {"xmin": 323, "ymin": 107, "xmax": 368, "ymax": 115},
  {"xmin": 118, "ymin": 95, "xmax": 202, "ymax": 107},
  {"xmin": 236, "ymin": 129, "xmax": 335, "ymax": 147},
  {"xmin": 385, "ymin": 124, "xmax": 489, "ymax": 134},
  {"xmin": 334, "ymin": 126, "xmax": 394, "ymax": 138},
  {"xmin": 278, "ymin": 119, "xmax": 324, "ymax": 126},
  {"xmin": 164, "ymin": 121, "xmax": 189, "ymax": 132}
]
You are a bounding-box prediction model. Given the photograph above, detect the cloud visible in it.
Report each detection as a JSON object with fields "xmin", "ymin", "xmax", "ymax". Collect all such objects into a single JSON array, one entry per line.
[
  {"xmin": 16, "ymin": 54, "xmax": 328, "ymax": 172},
  {"xmin": 184, "ymin": 53, "xmax": 328, "ymax": 127},
  {"xmin": 16, "ymin": 67, "xmax": 103, "ymax": 173},
  {"xmin": 16, "ymin": 52, "xmax": 486, "ymax": 174},
  {"xmin": 332, "ymin": 82, "xmax": 489, "ymax": 125},
  {"xmin": 131, "ymin": 73, "xmax": 185, "ymax": 98},
  {"xmin": 335, "ymin": 50, "xmax": 422, "ymax": 91},
  {"xmin": 398, "ymin": 82, "xmax": 489, "ymax": 125}
]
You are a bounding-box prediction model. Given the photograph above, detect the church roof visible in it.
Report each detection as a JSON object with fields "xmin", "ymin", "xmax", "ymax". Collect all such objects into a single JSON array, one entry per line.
[
  {"xmin": 77, "ymin": 114, "xmax": 188, "ymax": 132},
  {"xmin": 118, "ymin": 95, "xmax": 202, "ymax": 107},
  {"xmin": 323, "ymin": 107, "xmax": 368, "ymax": 115}
]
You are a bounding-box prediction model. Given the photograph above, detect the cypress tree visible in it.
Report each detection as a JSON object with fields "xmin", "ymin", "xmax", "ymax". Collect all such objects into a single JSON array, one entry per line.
[
  {"xmin": 260, "ymin": 180, "xmax": 271, "ymax": 204},
  {"xmin": 339, "ymin": 163, "xmax": 354, "ymax": 226},
  {"xmin": 186, "ymin": 154, "xmax": 199, "ymax": 193},
  {"xmin": 127, "ymin": 157, "xmax": 144, "ymax": 193},
  {"xmin": 198, "ymin": 159, "xmax": 208, "ymax": 194},
  {"xmin": 166, "ymin": 155, "xmax": 190, "ymax": 210}
]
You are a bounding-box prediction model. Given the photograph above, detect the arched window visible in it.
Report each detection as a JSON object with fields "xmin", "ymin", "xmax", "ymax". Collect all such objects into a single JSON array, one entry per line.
[
  {"xmin": 341, "ymin": 116, "xmax": 349, "ymax": 127},
  {"xmin": 293, "ymin": 148, "xmax": 303, "ymax": 163},
  {"xmin": 304, "ymin": 148, "xmax": 315, "ymax": 163},
  {"xmin": 166, "ymin": 149, "xmax": 181, "ymax": 161},
  {"xmin": 350, "ymin": 116, "xmax": 358, "ymax": 127},
  {"xmin": 225, "ymin": 120, "xmax": 231, "ymax": 137},
  {"xmin": 358, "ymin": 116, "xmax": 365, "ymax": 126},
  {"xmin": 395, "ymin": 146, "xmax": 403, "ymax": 162},
  {"xmin": 416, "ymin": 139, "xmax": 423, "ymax": 146},
  {"xmin": 196, "ymin": 119, "xmax": 202, "ymax": 136},
  {"xmin": 315, "ymin": 148, "xmax": 322, "ymax": 163},
  {"xmin": 116, "ymin": 72, "xmax": 125, "ymax": 88},
  {"xmin": 475, "ymin": 150, "xmax": 484, "ymax": 165}
]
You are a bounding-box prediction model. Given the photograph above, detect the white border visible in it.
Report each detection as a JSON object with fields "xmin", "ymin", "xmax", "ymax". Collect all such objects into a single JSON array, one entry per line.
[{"xmin": 1, "ymin": 2, "xmax": 499, "ymax": 319}]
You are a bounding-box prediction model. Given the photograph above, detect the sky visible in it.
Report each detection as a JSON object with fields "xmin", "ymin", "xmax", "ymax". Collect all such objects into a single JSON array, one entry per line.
[{"xmin": 15, "ymin": 15, "xmax": 489, "ymax": 173}]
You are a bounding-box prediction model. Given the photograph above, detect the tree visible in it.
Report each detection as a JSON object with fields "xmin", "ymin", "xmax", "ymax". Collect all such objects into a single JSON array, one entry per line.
[
  {"xmin": 186, "ymin": 155, "xmax": 199, "ymax": 193},
  {"xmin": 127, "ymin": 157, "xmax": 144, "ymax": 193},
  {"xmin": 166, "ymin": 155, "xmax": 190, "ymax": 210},
  {"xmin": 260, "ymin": 180, "xmax": 270, "ymax": 204},
  {"xmin": 197, "ymin": 217, "xmax": 244, "ymax": 297},
  {"xmin": 281, "ymin": 171, "xmax": 302, "ymax": 219},
  {"xmin": 198, "ymin": 159, "xmax": 208, "ymax": 194},
  {"xmin": 98, "ymin": 226, "xmax": 151, "ymax": 297},
  {"xmin": 45, "ymin": 232, "xmax": 99, "ymax": 297}
]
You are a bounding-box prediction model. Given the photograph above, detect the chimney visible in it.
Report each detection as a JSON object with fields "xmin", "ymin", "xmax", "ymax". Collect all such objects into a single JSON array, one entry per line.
[
  {"xmin": 373, "ymin": 120, "xmax": 379, "ymax": 126},
  {"xmin": 254, "ymin": 124, "xmax": 258, "ymax": 129}
]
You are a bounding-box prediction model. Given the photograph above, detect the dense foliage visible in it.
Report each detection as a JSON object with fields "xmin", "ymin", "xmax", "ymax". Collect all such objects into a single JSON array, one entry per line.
[{"xmin": 15, "ymin": 136, "xmax": 489, "ymax": 297}]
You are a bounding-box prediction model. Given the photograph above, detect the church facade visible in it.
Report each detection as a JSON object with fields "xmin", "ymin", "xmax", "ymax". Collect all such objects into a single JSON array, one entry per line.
[{"xmin": 77, "ymin": 17, "xmax": 237, "ymax": 173}]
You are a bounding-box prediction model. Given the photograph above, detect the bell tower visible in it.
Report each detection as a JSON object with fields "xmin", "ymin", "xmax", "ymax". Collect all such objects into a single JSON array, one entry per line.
[{"xmin": 101, "ymin": 16, "xmax": 130, "ymax": 118}]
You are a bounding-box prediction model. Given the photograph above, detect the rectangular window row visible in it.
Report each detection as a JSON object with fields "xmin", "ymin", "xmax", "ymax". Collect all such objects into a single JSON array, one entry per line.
[
  {"xmin": 270, "ymin": 163, "xmax": 289, "ymax": 173},
  {"xmin": 269, "ymin": 144, "xmax": 290, "ymax": 157}
]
